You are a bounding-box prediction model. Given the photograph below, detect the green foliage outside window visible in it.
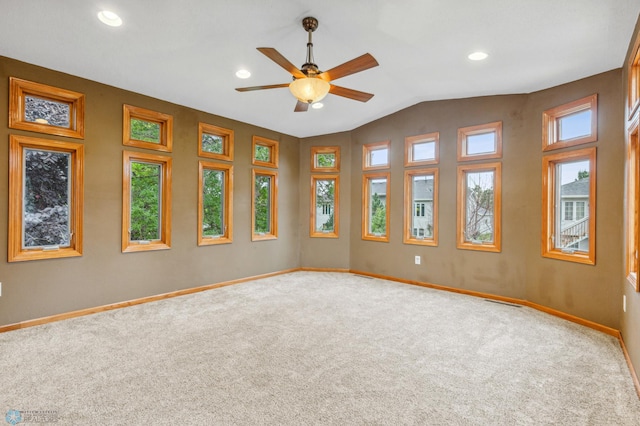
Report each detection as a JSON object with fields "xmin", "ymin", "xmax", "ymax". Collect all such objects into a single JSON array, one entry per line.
[
  {"xmin": 315, "ymin": 179, "xmax": 335, "ymax": 231},
  {"xmin": 255, "ymin": 145, "xmax": 270, "ymax": 162},
  {"xmin": 202, "ymin": 134, "xmax": 223, "ymax": 154},
  {"xmin": 202, "ymin": 169, "xmax": 224, "ymax": 236},
  {"xmin": 131, "ymin": 118, "xmax": 161, "ymax": 143},
  {"xmin": 465, "ymin": 174, "xmax": 494, "ymax": 242},
  {"xmin": 130, "ymin": 162, "xmax": 160, "ymax": 241},
  {"xmin": 370, "ymin": 192, "xmax": 386, "ymax": 234},
  {"xmin": 316, "ymin": 153, "xmax": 336, "ymax": 168},
  {"xmin": 254, "ymin": 175, "xmax": 271, "ymax": 233},
  {"xmin": 23, "ymin": 149, "xmax": 71, "ymax": 247}
]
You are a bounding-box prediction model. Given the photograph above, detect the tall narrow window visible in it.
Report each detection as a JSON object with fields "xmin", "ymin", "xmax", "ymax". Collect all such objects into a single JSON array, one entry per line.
[
  {"xmin": 311, "ymin": 175, "xmax": 339, "ymax": 238},
  {"xmin": 542, "ymin": 148, "xmax": 596, "ymax": 264},
  {"xmin": 542, "ymin": 95, "xmax": 597, "ymax": 151},
  {"xmin": 362, "ymin": 172, "xmax": 390, "ymax": 242},
  {"xmin": 252, "ymin": 169, "xmax": 278, "ymax": 241},
  {"xmin": 405, "ymin": 133, "xmax": 439, "ymax": 166},
  {"xmin": 198, "ymin": 161, "xmax": 233, "ymax": 246},
  {"xmin": 627, "ymin": 119, "xmax": 640, "ymax": 290},
  {"xmin": 9, "ymin": 135, "xmax": 84, "ymax": 262},
  {"xmin": 404, "ymin": 168, "xmax": 438, "ymax": 246},
  {"xmin": 457, "ymin": 163, "xmax": 501, "ymax": 252},
  {"xmin": 363, "ymin": 141, "xmax": 391, "ymax": 170},
  {"xmin": 122, "ymin": 151, "xmax": 172, "ymax": 252}
]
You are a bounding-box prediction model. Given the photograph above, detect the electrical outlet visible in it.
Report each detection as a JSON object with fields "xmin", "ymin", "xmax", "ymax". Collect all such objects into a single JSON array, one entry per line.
[
  {"xmin": 624, "ymin": 295, "xmax": 626, "ymax": 313},
  {"xmin": 414, "ymin": 256, "xmax": 421, "ymax": 265}
]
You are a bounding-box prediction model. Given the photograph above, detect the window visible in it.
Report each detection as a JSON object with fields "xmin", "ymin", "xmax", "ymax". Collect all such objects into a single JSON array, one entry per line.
[
  {"xmin": 542, "ymin": 95, "xmax": 597, "ymax": 151},
  {"xmin": 311, "ymin": 146, "xmax": 340, "ymax": 172},
  {"xmin": 198, "ymin": 161, "xmax": 233, "ymax": 246},
  {"xmin": 363, "ymin": 140, "xmax": 390, "ymax": 170},
  {"xmin": 405, "ymin": 133, "xmax": 439, "ymax": 166},
  {"xmin": 457, "ymin": 163, "xmax": 501, "ymax": 252},
  {"xmin": 198, "ymin": 123, "xmax": 234, "ymax": 162},
  {"xmin": 404, "ymin": 168, "xmax": 438, "ymax": 246},
  {"xmin": 8, "ymin": 135, "xmax": 84, "ymax": 262},
  {"xmin": 457, "ymin": 122, "xmax": 502, "ymax": 161},
  {"xmin": 627, "ymin": 118, "xmax": 640, "ymax": 290},
  {"xmin": 252, "ymin": 136, "xmax": 279, "ymax": 168},
  {"xmin": 252, "ymin": 169, "xmax": 278, "ymax": 241},
  {"xmin": 542, "ymin": 147, "xmax": 596, "ymax": 264},
  {"xmin": 310, "ymin": 175, "xmax": 339, "ymax": 238},
  {"xmin": 362, "ymin": 172, "xmax": 390, "ymax": 242},
  {"xmin": 629, "ymin": 46, "xmax": 640, "ymax": 118},
  {"xmin": 123, "ymin": 104, "xmax": 173, "ymax": 152},
  {"xmin": 9, "ymin": 77, "xmax": 85, "ymax": 139},
  {"xmin": 122, "ymin": 151, "xmax": 172, "ymax": 252}
]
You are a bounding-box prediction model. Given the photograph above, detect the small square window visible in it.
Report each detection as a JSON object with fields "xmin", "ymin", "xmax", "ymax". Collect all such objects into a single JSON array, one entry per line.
[
  {"xmin": 311, "ymin": 146, "xmax": 340, "ymax": 172},
  {"xmin": 198, "ymin": 123, "xmax": 234, "ymax": 161},
  {"xmin": 405, "ymin": 133, "xmax": 439, "ymax": 166},
  {"xmin": 123, "ymin": 105, "xmax": 173, "ymax": 152},
  {"xmin": 542, "ymin": 94, "xmax": 597, "ymax": 151},
  {"xmin": 363, "ymin": 140, "xmax": 390, "ymax": 170},
  {"xmin": 457, "ymin": 122, "xmax": 502, "ymax": 161},
  {"xmin": 252, "ymin": 136, "xmax": 279, "ymax": 168}
]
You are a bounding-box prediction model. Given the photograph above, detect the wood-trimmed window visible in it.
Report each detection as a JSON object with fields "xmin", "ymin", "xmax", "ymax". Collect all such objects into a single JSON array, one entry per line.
[
  {"xmin": 122, "ymin": 151, "xmax": 172, "ymax": 252},
  {"xmin": 123, "ymin": 104, "xmax": 173, "ymax": 152},
  {"xmin": 542, "ymin": 95, "xmax": 597, "ymax": 151},
  {"xmin": 362, "ymin": 172, "xmax": 390, "ymax": 242},
  {"xmin": 542, "ymin": 147, "xmax": 596, "ymax": 265},
  {"xmin": 363, "ymin": 140, "xmax": 390, "ymax": 170},
  {"xmin": 311, "ymin": 146, "xmax": 340, "ymax": 172},
  {"xmin": 252, "ymin": 136, "xmax": 279, "ymax": 168},
  {"xmin": 9, "ymin": 77, "xmax": 85, "ymax": 139},
  {"xmin": 8, "ymin": 135, "xmax": 84, "ymax": 262},
  {"xmin": 457, "ymin": 121, "xmax": 502, "ymax": 162},
  {"xmin": 252, "ymin": 169, "xmax": 278, "ymax": 241},
  {"xmin": 310, "ymin": 175, "xmax": 339, "ymax": 238},
  {"xmin": 629, "ymin": 46, "xmax": 640, "ymax": 119},
  {"xmin": 626, "ymin": 118, "xmax": 639, "ymax": 290},
  {"xmin": 405, "ymin": 132, "xmax": 439, "ymax": 166},
  {"xmin": 457, "ymin": 163, "xmax": 501, "ymax": 252},
  {"xmin": 198, "ymin": 161, "xmax": 233, "ymax": 246},
  {"xmin": 198, "ymin": 123, "xmax": 234, "ymax": 161},
  {"xmin": 404, "ymin": 168, "xmax": 438, "ymax": 246}
]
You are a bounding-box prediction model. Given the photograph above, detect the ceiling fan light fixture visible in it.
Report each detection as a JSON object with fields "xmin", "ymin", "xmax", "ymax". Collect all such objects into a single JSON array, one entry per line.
[{"xmin": 289, "ymin": 77, "xmax": 330, "ymax": 104}]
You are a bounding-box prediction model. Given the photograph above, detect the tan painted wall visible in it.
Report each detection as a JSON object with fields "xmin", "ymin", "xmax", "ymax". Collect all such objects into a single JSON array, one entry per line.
[{"xmin": 0, "ymin": 56, "xmax": 301, "ymax": 326}]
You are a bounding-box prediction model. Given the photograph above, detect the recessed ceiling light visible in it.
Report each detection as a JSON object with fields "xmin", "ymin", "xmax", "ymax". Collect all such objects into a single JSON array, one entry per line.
[
  {"xmin": 97, "ymin": 10, "xmax": 122, "ymax": 27},
  {"xmin": 235, "ymin": 69, "xmax": 251, "ymax": 79},
  {"xmin": 311, "ymin": 102, "xmax": 324, "ymax": 109},
  {"xmin": 468, "ymin": 51, "xmax": 488, "ymax": 61}
]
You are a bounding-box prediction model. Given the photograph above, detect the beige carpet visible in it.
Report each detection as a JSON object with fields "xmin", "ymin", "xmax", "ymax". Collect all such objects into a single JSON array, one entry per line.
[{"xmin": 1, "ymin": 271, "xmax": 639, "ymax": 425}]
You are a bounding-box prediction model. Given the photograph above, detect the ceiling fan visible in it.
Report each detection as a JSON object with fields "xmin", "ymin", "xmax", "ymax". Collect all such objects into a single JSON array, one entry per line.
[{"xmin": 236, "ymin": 16, "xmax": 379, "ymax": 112}]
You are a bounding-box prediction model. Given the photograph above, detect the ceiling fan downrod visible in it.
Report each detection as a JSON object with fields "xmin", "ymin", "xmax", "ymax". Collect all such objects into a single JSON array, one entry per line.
[{"xmin": 301, "ymin": 17, "xmax": 320, "ymax": 76}]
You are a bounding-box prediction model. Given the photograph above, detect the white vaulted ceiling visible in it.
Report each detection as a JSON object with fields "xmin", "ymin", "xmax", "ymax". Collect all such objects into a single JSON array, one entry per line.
[{"xmin": 1, "ymin": 0, "xmax": 638, "ymax": 138}]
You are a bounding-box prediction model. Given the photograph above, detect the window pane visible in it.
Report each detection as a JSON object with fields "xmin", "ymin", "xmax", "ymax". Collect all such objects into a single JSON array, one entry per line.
[
  {"xmin": 370, "ymin": 148, "xmax": 389, "ymax": 166},
  {"xmin": 411, "ymin": 175, "xmax": 434, "ymax": 238},
  {"xmin": 413, "ymin": 141, "xmax": 435, "ymax": 161},
  {"xmin": 254, "ymin": 175, "xmax": 271, "ymax": 233},
  {"xmin": 130, "ymin": 118, "xmax": 161, "ymax": 143},
  {"xmin": 369, "ymin": 178, "xmax": 387, "ymax": 235},
  {"xmin": 23, "ymin": 149, "xmax": 71, "ymax": 248},
  {"xmin": 130, "ymin": 162, "xmax": 161, "ymax": 241},
  {"xmin": 202, "ymin": 134, "xmax": 223, "ymax": 154},
  {"xmin": 202, "ymin": 169, "xmax": 225, "ymax": 236},
  {"xmin": 255, "ymin": 145, "xmax": 271, "ymax": 162},
  {"xmin": 465, "ymin": 171, "xmax": 494, "ymax": 242},
  {"xmin": 558, "ymin": 110, "xmax": 591, "ymax": 141},
  {"xmin": 466, "ymin": 132, "xmax": 496, "ymax": 155},
  {"xmin": 556, "ymin": 160, "xmax": 590, "ymax": 252},
  {"xmin": 316, "ymin": 153, "xmax": 336, "ymax": 168},
  {"xmin": 315, "ymin": 179, "xmax": 335, "ymax": 232},
  {"xmin": 24, "ymin": 95, "xmax": 71, "ymax": 128}
]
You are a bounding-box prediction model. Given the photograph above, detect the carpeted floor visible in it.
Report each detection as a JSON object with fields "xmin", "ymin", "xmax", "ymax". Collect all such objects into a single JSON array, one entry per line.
[{"xmin": 1, "ymin": 271, "xmax": 639, "ymax": 425}]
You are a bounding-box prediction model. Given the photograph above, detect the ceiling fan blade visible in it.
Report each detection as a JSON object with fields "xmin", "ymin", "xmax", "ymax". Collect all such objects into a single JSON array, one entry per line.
[
  {"xmin": 235, "ymin": 83, "xmax": 290, "ymax": 92},
  {"xmin": 329, "ymin": 85, "xmax": 374, "ymax": 102},
  {"xmin": 294, "ymin": 101, "xmax": 309, "ymax": 112},
  {"xmin": 320, "ymin": 53, "xmax": 379, "ymax": 82},
  {"xmin": 257, "ymin": 47, "xmax": 306, "ymax": 79}
]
